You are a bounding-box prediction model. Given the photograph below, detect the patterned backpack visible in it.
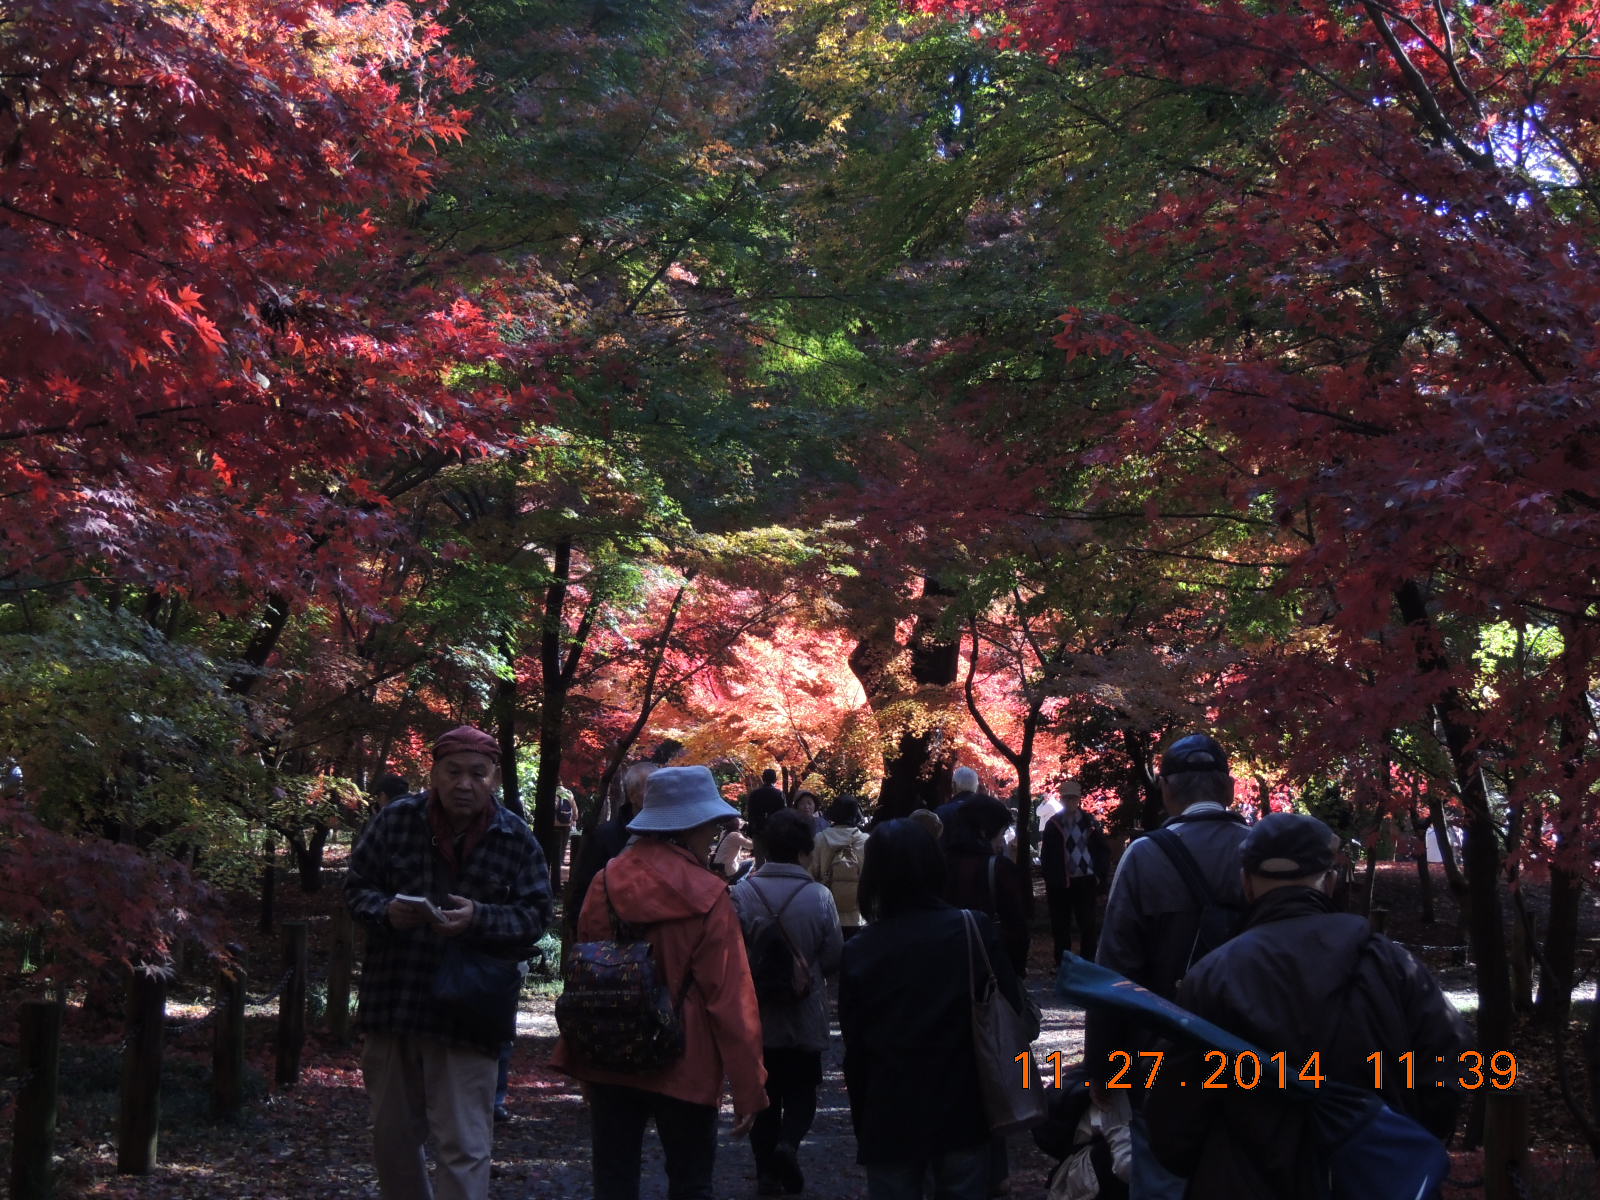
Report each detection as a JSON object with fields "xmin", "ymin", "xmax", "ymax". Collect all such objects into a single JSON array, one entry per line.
[{"xmin": 555, "ymin": 872, "xmax": 698, "ymax": 1072}]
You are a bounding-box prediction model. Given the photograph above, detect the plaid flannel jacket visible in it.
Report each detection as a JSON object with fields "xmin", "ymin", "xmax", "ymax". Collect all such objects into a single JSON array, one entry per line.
[{"xmin": 345, "ymin": 794, "xmax": 553, "ymax": 1052}]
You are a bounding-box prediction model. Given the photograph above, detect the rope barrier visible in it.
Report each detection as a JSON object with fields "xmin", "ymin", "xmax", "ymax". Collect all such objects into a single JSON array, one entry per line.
[{"xmin": 247, "ymin": 965, "xmax": 301, "ymax": 1006}]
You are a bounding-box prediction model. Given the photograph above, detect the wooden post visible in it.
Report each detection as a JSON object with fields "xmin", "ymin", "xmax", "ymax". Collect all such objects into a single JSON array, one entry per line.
[
  {"xmin": 117, "ymin": 967, "xmax": 167, "ymax": 1174},
  {"xmin": 211, "ymin": 966, "xmax": 246, "ymax": 1121},
  {"xmin": 326, "ymin": 907, "xmax": 355, "ymax": 1043},
  {"xmin": 1508, "ymin": 911, "xmax": 1533, "ymax": 1012},
  {"xmin": 258, "ymin": 834, "xmax": 277, "ymax": 933},
  {"xmin": 1482, "ymin": 1090, "xmax": 1529, "ymax": 1200},
  {"xmin": 12, "ymin": 999, "xmax": 63, "ymax": 1200},
  {"xmin": 1368, "ymin": 906, "xmax": 1388, "ymax": 934},
  {"xmin": 275, "ymin": 921, "xmax": 308, "ymax": 1088}
]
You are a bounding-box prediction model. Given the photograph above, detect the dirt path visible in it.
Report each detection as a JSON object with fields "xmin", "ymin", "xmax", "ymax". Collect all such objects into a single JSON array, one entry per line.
[{"xmin": 493, "ymin": 970, "xmax": 1079, "ymax": 1199}]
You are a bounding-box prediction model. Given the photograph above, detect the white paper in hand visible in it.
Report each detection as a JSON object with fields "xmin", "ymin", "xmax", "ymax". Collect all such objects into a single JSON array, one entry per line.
[{"xmin": 395, "ymin": 894, "xmax": 445, "ymax": 923}]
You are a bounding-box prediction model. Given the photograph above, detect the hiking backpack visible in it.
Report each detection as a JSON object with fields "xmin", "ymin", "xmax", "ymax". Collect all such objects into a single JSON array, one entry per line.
[
  {"xmin": 555, "ymin": 872, "xmax": 699, "ymax": 1072},
  {"xmin": 1144, "ymin": 827, "xmax": 1244, "ymax": 986},
  {"xmin": 745, "ymin": 881, "xmax": 813, "ymax": 1002},
  {"xmin": 822, "ymin": 832, "xmax": 863, "ymax": 915}
]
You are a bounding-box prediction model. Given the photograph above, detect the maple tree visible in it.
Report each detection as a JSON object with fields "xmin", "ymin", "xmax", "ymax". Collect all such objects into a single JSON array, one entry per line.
[
  {"xmin": 0, "ymin": 0, "xmax": 552, "ymax": 607},
  {"xmin": 0, "ymin": 0, "xmax": 568, "ymax": 965},
  {"xmin": 7, "ymin": 4, "xmax": 1598, "ymax": 1112},
  {"xmin": 902, "ymin": 0, "xmax": 1600, "ymax": 1053}
]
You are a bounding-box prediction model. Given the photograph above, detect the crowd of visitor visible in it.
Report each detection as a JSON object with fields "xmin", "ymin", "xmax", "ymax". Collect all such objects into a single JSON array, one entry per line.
[{"xmin": 344, "ymin": 730, "xmax": 1470, "ymax": 1200}]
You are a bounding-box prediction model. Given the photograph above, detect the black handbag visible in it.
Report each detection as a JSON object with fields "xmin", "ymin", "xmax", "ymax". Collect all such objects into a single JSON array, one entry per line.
[{"xmin": 433, "ymin": 940, "xmax": 522, "ymax": 1044}]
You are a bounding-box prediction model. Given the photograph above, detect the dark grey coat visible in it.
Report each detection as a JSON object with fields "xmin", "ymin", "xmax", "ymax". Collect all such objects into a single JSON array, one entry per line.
[{"xmin": 1144, "ymin": 886, "xmax": 1471, "ymax": 1199}]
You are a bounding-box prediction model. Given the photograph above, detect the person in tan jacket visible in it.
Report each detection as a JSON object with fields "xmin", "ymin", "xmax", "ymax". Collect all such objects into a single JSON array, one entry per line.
[
  {"xmin": 553, "ymin": 765, "xmax": 768, "ymax": 1200},
  {"xmin": 810, "ymin": 795, "xmax": 869, "ymax": 936}
]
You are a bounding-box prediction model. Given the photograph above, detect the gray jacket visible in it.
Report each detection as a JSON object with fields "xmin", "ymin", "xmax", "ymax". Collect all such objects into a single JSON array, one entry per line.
[
  {"xmin": 1087, "ymin": 803, "xmax": 1249, "ymax": 1073},
  {"xmin": 731, "ymin": 863, "xmax": 844, "ymax": 1051}
]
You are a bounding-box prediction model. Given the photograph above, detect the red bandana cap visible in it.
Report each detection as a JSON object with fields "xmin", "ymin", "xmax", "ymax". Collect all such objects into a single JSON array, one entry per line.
[{"xmin": 431, "ymin": 725, "xmax": 501, "ymax": 762}]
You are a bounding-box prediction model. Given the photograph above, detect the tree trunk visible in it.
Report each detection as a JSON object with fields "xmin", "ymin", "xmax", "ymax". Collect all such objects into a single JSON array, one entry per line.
[
  {"xmin": 877, "ymin": 731, "xmax": 940, "ymax": 819},
  {"xmin": 12, "ymin": 999, "xmax": 62, "ymax": 1200},
  {"xmin": 495, "ymin": 637, "xmax": 525, "ymax": 821},
  {"xmin": 532, "ymin": 540, "xmax": 600, "ymax": 867},
  {"xmin": 1536, "ymin": 864, "xmax": 1581, "ymax": 1027},
  {"xmin": 847, "ymin": 579, "xmax": 960, "ymax": 820},
  {"xmin": 1507, "ymin": 894, "xmax": 1534, "ymax": 1014},
  {"xmin": 533, "ymin": 540, "xmax": 575, "ymax": 864},
  {"xmin": 590, "ymin": 583, "xmax": 691, "ymax": 817},
  {"xmin": 117, "ymin": 968, "xmax": 167, "ymax": 1174},
  {"xmin": 1394, "ymin": 582, "xmax": 1513, "ymax": 1058},
  {"xmin": 227, "ymin": 592, "xmax": 293, "ymax": 696},
  {"xmin": 1410, "ymin": 803, "xmax": 1435, "ymax": 925},
  {"xmin": 1538, "ymin": 618, "xmax": 1595, "ymax": 1028},
  {"xmin": 258, "ymin": 834, "xmax": 276, "ymax": 933},
  {"xmin": 1428, "ymin": 794, "xmax": 1466, "ymax": 897},
  {"xmin": 275, "ymin": 922, "xmax": 308, "ymax": 1088},
  {"xmin": 1119, "ymin": 727, "xmax": 1162, "ymax": 832},
  {"xmin": 962, "ymin": 617, "xmax": 1043, "ymax": 898},
  {"xmin": 211, "ymin": 967, "xmax": 246, "ymax": 1121},
  {"xmin": 287, "ymin": 824, "xmax": 329, "ymax": 893},
  {"xmin": 325, "ymin": 908, "xmax": 354, "ymax": 1044},
  {"xmin": 1360, "ymin": 841, "xmax": 1379, "ymax": 915}
]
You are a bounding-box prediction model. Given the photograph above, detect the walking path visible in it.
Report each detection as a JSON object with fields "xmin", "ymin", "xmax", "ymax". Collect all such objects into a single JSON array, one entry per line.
[{"xmin": 492, "ymin": 970, "xmax": 1081, "ymax": 1199}]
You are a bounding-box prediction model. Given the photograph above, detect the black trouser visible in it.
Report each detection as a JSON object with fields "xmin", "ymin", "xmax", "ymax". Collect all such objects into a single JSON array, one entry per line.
[
  {"xmin": 551, "ymin": 827, "xmax": 571, "ymax": 890},
  {"xmin": 750, "ymin": 1046, "xmax": 823, "ymax": 1173},
  {"xmin": 1046, "ymin": 875, "xmax": 1099, "ymax": 964},
  {"xmin": 589, "ymin": 1082, "xmax": 718, "ymax": 1200}
]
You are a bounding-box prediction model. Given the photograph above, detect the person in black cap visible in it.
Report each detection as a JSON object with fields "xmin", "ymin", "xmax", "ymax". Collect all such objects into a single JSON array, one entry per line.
[
  {"xmin": 1086, "ymin": 732, "xmax": 1250, "ymax": 1200},
  {"xmin": 745, "ymin": 768, "xmax": 786, "ymax": 863},
  {"xmin": 1143, "ymin": 813, "xmax": 1470, "ymax": 1199}
]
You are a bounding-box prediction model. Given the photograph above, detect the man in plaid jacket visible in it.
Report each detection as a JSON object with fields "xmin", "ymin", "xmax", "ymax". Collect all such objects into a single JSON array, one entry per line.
[{"xmin": 346, "ymin": 725, "xmax": 553, "ymax": 1200}]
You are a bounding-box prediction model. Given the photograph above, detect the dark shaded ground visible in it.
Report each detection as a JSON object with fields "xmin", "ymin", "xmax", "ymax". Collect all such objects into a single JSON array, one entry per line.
[
  {"xmin": 486, "ymin": 965, "xmax": 1075, "ymax": 1200},
  {"xmin": 3, "ymin": 856, "xmax": 1597, "ymax": 1197}
]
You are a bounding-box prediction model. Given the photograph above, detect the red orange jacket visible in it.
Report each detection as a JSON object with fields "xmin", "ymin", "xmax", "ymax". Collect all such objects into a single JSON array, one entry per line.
[{"xmin": 552, "ymin": 837, "xmax": 768, "ymax": 1117}]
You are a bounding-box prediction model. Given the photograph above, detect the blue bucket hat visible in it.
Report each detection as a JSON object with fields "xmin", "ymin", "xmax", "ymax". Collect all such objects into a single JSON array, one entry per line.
[{"xmin": 626, "ymin": 766, "xmax": 741, "ymax": 834}]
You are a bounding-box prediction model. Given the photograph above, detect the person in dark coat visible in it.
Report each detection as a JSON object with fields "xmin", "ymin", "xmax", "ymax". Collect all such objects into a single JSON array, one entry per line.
[
  {"xmin": 746, "ymin": 768, "xmax": 786, "ymax": 862},
  {"xmin": 564, "ymin": 761, "xmax": 657, "ymax": 938},
  {"xmin": 1144, "ymin": 813, "xmax": 1471, "ymax": 1199},
  {"xmin": 840, "ymin": 819, "xmax": 1025, "ymax": 1200},
  {"xmin": 1089, "ymin": 732, "xmax": 1249, "ymax": 1200},
  {"xmin": 370, "ymin": 772, "xmax": 412, "ymax": 814},
  {"xmin": 934, "ymin": 764, "xmax": 982, "ymax": 827},
  {"xmin": 943, "ymin": 795, "xmax": 1031, "ymax": 978},
  {"xmin": 1040, "ymin": 780, "xmax": 1111, "ymax": 964},
  {"xmin": 345, "ymin": 726, "xmax": 553, "ymax": 1200}
]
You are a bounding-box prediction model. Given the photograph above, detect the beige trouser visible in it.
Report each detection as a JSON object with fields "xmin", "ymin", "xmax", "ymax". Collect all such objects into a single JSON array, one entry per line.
[{"xmin": 361, "ymin": 1032, "xmax": 497, "ymax": 1200}]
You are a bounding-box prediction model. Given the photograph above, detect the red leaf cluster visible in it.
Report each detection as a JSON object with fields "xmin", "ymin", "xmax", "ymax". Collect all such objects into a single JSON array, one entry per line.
[
  {"xmin": 0, "ymin": 0, "xmax": 553, "ymax": 604},
  {"xmin": 910, "ymin": 0, "xmax": 1600, "ymax": 864}
]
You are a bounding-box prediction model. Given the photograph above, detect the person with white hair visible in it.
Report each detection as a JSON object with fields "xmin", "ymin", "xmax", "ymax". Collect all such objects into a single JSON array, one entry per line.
[{"xmin": 933, "ymin": 765, "xmax": 983, "ymax": 830}]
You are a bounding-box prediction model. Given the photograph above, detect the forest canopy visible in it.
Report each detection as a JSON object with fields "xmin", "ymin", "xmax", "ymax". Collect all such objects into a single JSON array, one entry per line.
[{"xmin": 3, "ymin": 0, "xmax": 1599, "ymax": 1057}]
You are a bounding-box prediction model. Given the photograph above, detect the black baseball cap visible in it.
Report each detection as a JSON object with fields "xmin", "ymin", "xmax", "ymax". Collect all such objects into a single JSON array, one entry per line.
[
  {"xmin": 1159, "ymin": 733, "xmax": 1229, "ymax": 776},
  {"xmin": 1241, "ymin": 813, "xmax": 1337, "ymax": 879}
]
